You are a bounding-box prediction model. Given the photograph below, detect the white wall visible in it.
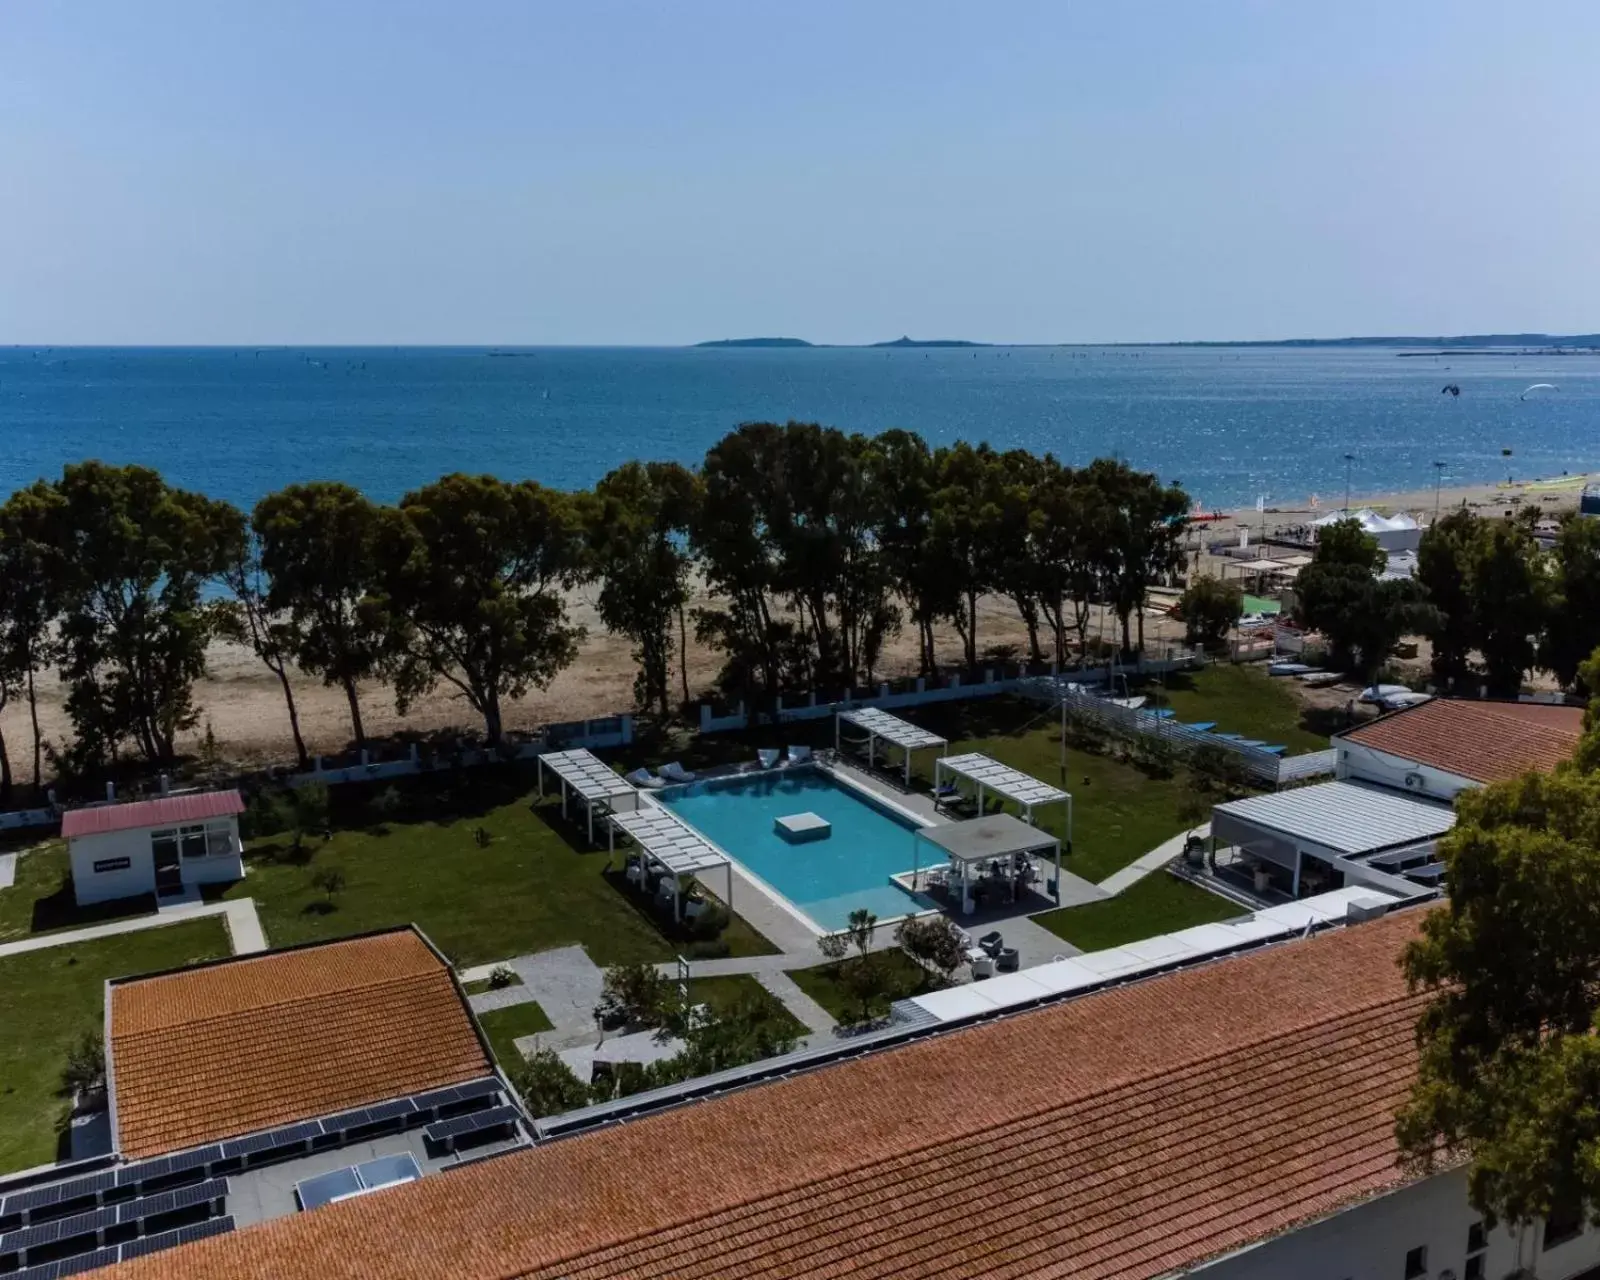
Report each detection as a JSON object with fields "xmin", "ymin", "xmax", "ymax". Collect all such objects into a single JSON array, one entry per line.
[
  {"xmin": 1196, "ymin": 1165, "xmax": 1600, "ymax": 1280},
  {"xmin": 68, "ymin": 831, "xmax": 156, "ymax": 905},
  {"xmin": 1337, "ymin": 739, "xmax": 1477, "ymax": 803}
]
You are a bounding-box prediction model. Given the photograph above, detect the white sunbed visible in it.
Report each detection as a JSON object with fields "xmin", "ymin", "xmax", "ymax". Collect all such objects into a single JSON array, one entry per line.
[
  {"xmin": 623, "ymin": 767, "xmax": 667, "ymax": 790},
  {"xmin": 757, "ymin": 748, "xmax": 780, "ymax": 769},
  {"xmin": 786, "ymin": 745, "xmax": 812, "ymax": 764},
  {"xmin": 659, "ymin": 761, "xmax": 697, "ymax": 784}
]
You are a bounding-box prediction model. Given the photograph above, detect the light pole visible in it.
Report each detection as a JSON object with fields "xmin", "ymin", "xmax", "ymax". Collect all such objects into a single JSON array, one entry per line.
[
  {"xmin": 1342, "ymin": 453, "xmax": 1356, "ymax": 515},
  {"xmin": 1433, "ymin": 460, "xmax": 1446, "ymax": 517}
]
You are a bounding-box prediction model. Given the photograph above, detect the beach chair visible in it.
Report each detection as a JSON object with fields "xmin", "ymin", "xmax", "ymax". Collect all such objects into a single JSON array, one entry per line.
[
  {"xmin": 757, "ymin": 748, "xmax": 780, "ymax": 769},
  {"xmin": 659, "ymin": 761, "xmax": 697, "ymax": 784},
  {"xmin": 623, "ymin": 767, "xmax": 666, "ymax": 789},
  {"xmin": 1184, "ymin": 721, "xmax": 1217, "ymax": 732},
  {"xmin": 786, "ymin": 745, "xmax": 812, "ymax": 764}
]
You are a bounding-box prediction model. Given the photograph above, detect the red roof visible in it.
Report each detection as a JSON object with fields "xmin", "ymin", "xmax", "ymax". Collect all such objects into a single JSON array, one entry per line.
[
  {"xmin": 61, "ymin": 789, "xmax": 245, "ymax": 838},
  {"xmin": 109, "ymin": 909, "xmax": 1430, "ymax": 1280},
  {"xmin": 1339, "ymin": 698, "xmax": 1584, "ymax": 785}
]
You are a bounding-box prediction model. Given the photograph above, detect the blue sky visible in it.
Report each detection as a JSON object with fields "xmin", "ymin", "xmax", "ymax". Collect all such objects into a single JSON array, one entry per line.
[{"xmin": 3, "ymin": 1, "xmax": 1595, "ymax": 344}]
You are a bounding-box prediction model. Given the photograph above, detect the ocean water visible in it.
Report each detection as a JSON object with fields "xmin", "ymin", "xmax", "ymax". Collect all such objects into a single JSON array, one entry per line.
[{"xmin": 2, "ymin": 345, "xmax": 1596, "ymax": 510}]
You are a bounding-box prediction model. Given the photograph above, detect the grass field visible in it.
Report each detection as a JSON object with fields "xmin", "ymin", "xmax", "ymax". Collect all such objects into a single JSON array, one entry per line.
[
  {"xmin": 1149, "ymin": 665, "xmax": 1331, "ymax": 755},
  {"xmin": 787, "ymin": 950, "xmax": 938, "ymax": 1025},
  {"xmin": 476, "ymin": 1000, "xmax": 555, "ymax": 1069},
  {"xmin": 0, "ymin": 917, "xmax": 233, "ymax": 1175},
  {"xmin": 0, "ymin": 844, "xmax": 160, "ymax": 944},
  {"xmin": 689, "ymin": 974, "xmax": 808, "ymax": 1041},
  {"xmin": 1033, "ymin": 872, "xmax": 1243, "ymax": 952},
  {"xmin": 220, "ymin": 767, "xmax": 777, "ymax": 968}
]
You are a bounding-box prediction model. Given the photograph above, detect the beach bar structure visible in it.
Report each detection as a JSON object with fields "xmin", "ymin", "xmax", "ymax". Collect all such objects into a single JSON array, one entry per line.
[
  {"xmin": 835, "ymin": 707, "xmax": 948, "ymax": 786},
  {"xmin": 913, "ymin": 813, "xmax": 1064, "ymax": 911},
  {"xmin": 608, "ymin": 804, "xmax": 733, "ymax": 921},
  {"xmin": 536, "ymin": 748, "xmax": 638, "ymax": 845},
  {"xmin": 934, "ymin": 752, "xmax": 1072, "ymax": 850}
]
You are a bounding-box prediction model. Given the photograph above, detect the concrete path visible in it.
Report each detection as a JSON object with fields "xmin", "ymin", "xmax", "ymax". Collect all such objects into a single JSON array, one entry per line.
[
  {"xmin": 0, "ymin": 852, "xmax": 15, "ymax": 889},
  {"xmin": 753, "ymin": 969, "xmax": 836, "ymax": 1040},
  {"xmin": 1097, "ymin": 825, "xmax": 1208, "ymax": 896},
  {"xmin": 0, "ymin": 897, "xmax": 267, "ymax": 960},
  {"xmin": 468, "ymin": 944, "xmax": 607, "ymax": 1055}
]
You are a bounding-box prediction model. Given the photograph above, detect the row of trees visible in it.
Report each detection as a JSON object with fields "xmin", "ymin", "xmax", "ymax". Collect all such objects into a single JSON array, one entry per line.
[
  {"xmin": 0, "ymin": 427, "xmax": 1189, "ymax": 797},
  {"xmin": 1290, "ymin": 505, "xmax": 1600, "ymax": 694}
]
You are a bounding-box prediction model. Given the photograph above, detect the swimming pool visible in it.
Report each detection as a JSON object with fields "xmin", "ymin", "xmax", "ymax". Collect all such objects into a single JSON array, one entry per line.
[{"xmin": 657, "ymin": 767, "xmax": 934, "ymax": 932}]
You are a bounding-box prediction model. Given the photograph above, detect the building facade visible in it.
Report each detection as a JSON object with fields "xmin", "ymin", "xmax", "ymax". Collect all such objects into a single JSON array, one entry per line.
[{"xmin": 63, "ymin": 790, "xmax": 247, "ymax": 906}]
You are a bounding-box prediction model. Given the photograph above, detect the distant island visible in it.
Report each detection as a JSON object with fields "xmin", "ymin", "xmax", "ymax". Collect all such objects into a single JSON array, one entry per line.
[
  {"xmin": 694, "ymin": 335, "xmax": 988, "ymax": 349},
  {"xmin": 694, "ymin": 337, "xmax": 814, "ymax": 348}
]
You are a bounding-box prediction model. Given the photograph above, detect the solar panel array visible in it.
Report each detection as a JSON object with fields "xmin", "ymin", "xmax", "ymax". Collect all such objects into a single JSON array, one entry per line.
[
  {"xmin": 608, "ymin": 805, "xmax": 728, "ymax": 875},
  {"xmin": 0, "ymin": 1181, "xmax": 227, "ymax": 1258},
  {"xmin": 938, "ymin": 752, "xmax": 1070, "ymax": 809},
  {"xmin": 11, "ymin": 1216, "xmax": 236, "ymax": 1279},
  {"xmin": 539, "ymin": 749, "xmax": 637, "ymax": 803},
  {"xmin": 838, "ymin": 707, "xmax": 947, "ymax": 752},
  {"xmin": 423, "ymin": 1104, "xmax": 523, "ymax": 1150}
]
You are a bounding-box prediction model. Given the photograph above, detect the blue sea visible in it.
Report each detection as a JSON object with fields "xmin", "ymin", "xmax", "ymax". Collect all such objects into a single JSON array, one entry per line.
[{"xmin": 2, "ymin": 345, "xmax": 1596, "ymax": 510}]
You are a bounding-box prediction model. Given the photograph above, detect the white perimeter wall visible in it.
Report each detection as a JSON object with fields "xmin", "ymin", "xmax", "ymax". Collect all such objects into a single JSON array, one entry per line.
[
  {"xmin": 1196, "ymin": 1165, "xmax": 1600, "ymax": 1280},
  {"xmin": 1337, "ymin": 739, "xmax": 1477, "ymax": 803}
]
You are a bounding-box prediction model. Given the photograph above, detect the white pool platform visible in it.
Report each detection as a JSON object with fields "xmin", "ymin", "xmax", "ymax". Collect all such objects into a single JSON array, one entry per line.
[{"xmin": 774, "ymin": 812, "xmax": 831, "ymax": 843}]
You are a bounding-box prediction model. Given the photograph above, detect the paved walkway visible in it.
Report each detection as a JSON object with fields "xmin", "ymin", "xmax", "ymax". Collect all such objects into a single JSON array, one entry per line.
[
  {"xmin": 1096, "ymin": 825, "xmax": 1208, "ymax": 896},
  {"xmin": 0, "ymin": 897, "xmax": 267, "ymax": 960}
]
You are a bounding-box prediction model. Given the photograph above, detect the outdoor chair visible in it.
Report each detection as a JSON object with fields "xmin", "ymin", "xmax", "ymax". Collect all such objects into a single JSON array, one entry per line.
[
  {"xmin": 757, "ymin": 748, "xmax": 780, "ymax": 769},
  {"xmin": 978, "ymin": 931, "xmax": 1005, "ymax": 958},
  {"xmin": 659, "ymin": 761, "xmax": 697, "ymax": 784},
  {"xmin": 624, "ymin": 767, "xmax": 666, "ymax": 789},
  {"xmin": 997, "ymin": 947, "xmax": 1020, "ymax": 973},
  {"xmin": 786, "ymin": 745, "xmax": 813, "ymax": 764}
]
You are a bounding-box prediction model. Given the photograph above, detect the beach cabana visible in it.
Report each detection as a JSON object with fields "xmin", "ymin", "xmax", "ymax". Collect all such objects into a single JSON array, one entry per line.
[
  {"xmin": 536, "ymin": 749, "xmax": 638, "ymax": 845},
  {"xmin": 607, "ymin": 804, "xmax": 734, "ymax": 921},
  {"xmin": 913, "ymin": 813, "xmax": 1064, "ymax": 911},
  {"xmin": 835, "ymin": 707, "xmax": 948, "ymax": 786},
  {"xmin": 934, "ymin": 752, "xmax": 1072, "ymax": 849}
]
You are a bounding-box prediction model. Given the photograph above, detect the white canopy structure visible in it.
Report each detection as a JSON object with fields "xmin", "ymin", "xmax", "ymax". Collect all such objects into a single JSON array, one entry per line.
[
  {"xmin": 607, "ymin": 804, "xmax": 734, "ymax": 921},
  {"xmin": 934, "ymin": 752, "xmax": 1073, "ymax": 849},
  {"xmin": 1311, "ymin": 508, "xmax": 1421, "ymax": 552},
  {"xmin": 835, "ymin": 707, "xmax": 948, "ymax": 786},
  {"xmin": 536, "ymin": 749, "xmax": 637, "ymax": 845},
  {"xmin": 913, "ymin": 813, "xmax": 1064, "ymax": 911}
]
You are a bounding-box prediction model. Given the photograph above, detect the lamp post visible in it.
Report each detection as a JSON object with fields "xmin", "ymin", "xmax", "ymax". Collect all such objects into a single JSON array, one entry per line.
[
  {"xmin": 1433, "ymin": 460, "xmax": 1446, "ymax": 517},
  {"xmin": 1342, "ymin": 453, "xmax": 1356, "ymax": 515}
]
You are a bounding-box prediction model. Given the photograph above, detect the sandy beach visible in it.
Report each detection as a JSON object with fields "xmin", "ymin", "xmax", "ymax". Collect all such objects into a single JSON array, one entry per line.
[{"xmin": 0, "ymin": 472, "xmax": 1587, "ymax": 774}]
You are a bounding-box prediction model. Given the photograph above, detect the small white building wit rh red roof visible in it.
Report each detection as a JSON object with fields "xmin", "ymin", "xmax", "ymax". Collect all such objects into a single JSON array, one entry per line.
[{"xmin": 62, "ymin": 789, "xmax": 246, "ymax": 906}]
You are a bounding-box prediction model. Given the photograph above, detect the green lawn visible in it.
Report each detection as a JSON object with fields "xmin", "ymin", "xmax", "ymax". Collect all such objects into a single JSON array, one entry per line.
[
  {"xmin": 1149, "ymin": 664, "xmax": 1330, "ymax": 755},
  {"xmin": 221, "ymin": 766, "xmax": 778, "ymax": 968},
  {"xmin": 476, "ymin": 1000, "xmax": 555, "ymax": 1069},
  {"xmin": 787, "ymin": 950, "xmax": 938, "ymax": 1025},
  {"xmin": 0, "ymin": 844, "xmax": 160, "ymax": 943},
  {"xmin": 1033, "ymin": 872, "xmax": 1243, "ymax": 952},
  {"xmin": 0, "ymin": 917, "xmax": 233, "ymax": 1174},
  {"xmin": 688, "ymin": 974, "xmax": 807, "ymax": 1041}
]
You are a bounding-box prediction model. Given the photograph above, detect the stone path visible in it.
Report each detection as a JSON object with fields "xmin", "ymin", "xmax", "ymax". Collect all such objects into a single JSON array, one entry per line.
[
  {"xmin": 1096, "ymin": 825, "xmax": 1208, "ymax": 896},
  {"xmin": 0, "ymin": 897, "xmax": 267, "ymax": 960},
  {"xmin": 467, "ymin": 944, "xmax": 607, "ymax": 1053}
]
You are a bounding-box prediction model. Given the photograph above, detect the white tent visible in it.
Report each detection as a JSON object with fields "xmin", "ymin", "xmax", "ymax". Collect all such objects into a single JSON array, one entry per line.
[{"xmin": 1311, "ymin": 508, "xmax": 1420, "ymax": 552}]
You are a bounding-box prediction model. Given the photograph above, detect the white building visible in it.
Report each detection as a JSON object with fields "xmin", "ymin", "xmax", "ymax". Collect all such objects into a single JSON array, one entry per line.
[{"xmin": 62, "ymin": 789, "xmax": 246, "ymax": 906}]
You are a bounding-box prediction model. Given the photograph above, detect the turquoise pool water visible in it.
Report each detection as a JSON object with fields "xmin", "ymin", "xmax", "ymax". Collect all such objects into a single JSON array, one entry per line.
[{"xmin": 658, "ymin": 768, "xmax": 933, "ymax": 931}]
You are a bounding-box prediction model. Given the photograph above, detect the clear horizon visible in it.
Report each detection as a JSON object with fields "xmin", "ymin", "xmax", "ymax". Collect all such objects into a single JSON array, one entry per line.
[{"xmin": 4, "ymin": 1, "xmax": 1597, "ymax": 346}]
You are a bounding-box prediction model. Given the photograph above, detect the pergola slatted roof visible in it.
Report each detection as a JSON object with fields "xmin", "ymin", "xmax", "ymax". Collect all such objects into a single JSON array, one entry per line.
[
  {"xmin": 936, "ymin": 753, "xmax": 1069, "ymax": 809},
  {"xmin": 608, "ymin": 806, "xmax": 729, "ymax": 875},
  {"xmin": 537, "ymin": 749, "xmax": 636, "ymax": 803},
  {"xmin": 837, "ymin": 708, "xmax": 947, "ymax": 753}
]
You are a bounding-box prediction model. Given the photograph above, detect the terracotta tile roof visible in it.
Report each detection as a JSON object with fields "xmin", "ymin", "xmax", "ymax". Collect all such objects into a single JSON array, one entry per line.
[
  {"xmin": 1340, "ymin": 697, "xmax": 1584, "ymax": 784},
  {"xmin": 63, "ymin": 789, "xmax": 245, "ymax": 838},
  {"xmin": 109, "ymin": 929, "xmax": 490, "ymax": 1159},
  {"xmin": 109, "ymin": 910, "xmax": 1430, "ymax": 1280}
]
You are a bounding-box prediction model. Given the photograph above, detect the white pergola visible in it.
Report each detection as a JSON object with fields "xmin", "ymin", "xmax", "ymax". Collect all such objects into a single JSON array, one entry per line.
[
  {"xmin": 934, "ymin": 752, "xmax": 1073, "ymax": 851},
  {"xmin": 535, "ymin": 749, "xmax": 637, "ymax": 845},
  {"xmin": 607, "ymin": 804, "xmax": 734, "ymax": 922},
  {"xmin": 835, "ymin": 707, "xmax": 948, "ymax": 786},
  {"xmin": 913, "ymin": 813, "xmax": 1064, "ymax": 911}
]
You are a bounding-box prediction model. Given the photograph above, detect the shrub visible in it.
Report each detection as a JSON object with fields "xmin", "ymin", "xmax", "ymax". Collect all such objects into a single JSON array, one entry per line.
[
  {"xmin": 512, "ymin": 1049, "xmax": 592, "ymax": 1118},
  {"xmin": 310, "ymin": 866, "xmax": 346, "ymax": 903},
  {"xmin": 240, "ymin": 789, "xmax": 291, "ymax": 840},
  {"xmin": 61, "ymin": 1031, "xmax": 105, "ymax": 1098},
  {"xmin": 595, "ymin": 961, "xmax": 668, "ymax": 1029},
  {"xmin": 895, "ymin": 915, "xmax": 966, "ymax": 982},
  {"xmin": 1178, "ymin": 577, "xmax": 1244, "ymax": 651},
  {"xmin": 487, "ymin": 964, "xmax": 518, "ymax": 990},
  {"xmin": 687, "ymin": 899, "xmax": 729, "ymax": 941},
  {"xmin": 368, "ymin": 785, "xmax": 403, "ymax": 823}
]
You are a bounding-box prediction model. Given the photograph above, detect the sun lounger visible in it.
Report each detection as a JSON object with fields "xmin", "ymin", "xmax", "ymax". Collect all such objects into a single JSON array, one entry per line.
[
  {"xmin": 1261, "ymin": 744, "xmax": 1288, "ymax": 756},
  {"xmin": 1183, "ymin": 721, "xmax": 1217, "ymax": 732},
  {"xmin": 623, "ymin": 767, "xmax": 666, "ymax": 789},
  {"xmin": 659, "ymin": 761, "xmax": 697, "ymax": 784},
  {"xmin": 786, "ymin": 745, "xmax": 812, "ymax": 764},
  {"xmin": 1140, "ymin": 708, "xmax": 1176, "ymax": 719},
  {"xmin": 757, "ymin": 748, "xmax": 780, "ymax": 769}
]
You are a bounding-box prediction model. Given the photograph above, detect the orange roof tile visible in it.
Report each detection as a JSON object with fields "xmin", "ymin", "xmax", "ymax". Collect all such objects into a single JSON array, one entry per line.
[
  {"xmin": 109, "ymin": 910, "xmax": 1430, "ymax": 1280},
  {"xmin": 1339, "ymin": 697, "xmax": 1583, "ymax": 784},
  {"xmin": 109, "ymin": 929, "xmax": 490, "ymax": 1159}
]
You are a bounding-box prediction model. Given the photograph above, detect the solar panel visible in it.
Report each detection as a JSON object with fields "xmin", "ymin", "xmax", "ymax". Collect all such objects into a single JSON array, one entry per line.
[
  {"xmin": 115, "ymin": 1178, "xmax": 227, "ymax": 1225},
  {"xmin": 220, "ymin": 1120, "xmax": 320, "ymax": 1161},
  {"xmin": 2, "ymin": 1169, "xmax": 117, "ymax": 1219},
  {"xmin": 0, "ymin": 1205, "xmax": 117, "ymax": 1256},
  {"xmin": 452, "ymin": 1078, "xmax": 502, "ymax": 1103},
  {"xmin": 423, "ymin": 1104, "xmax": 521, "ymax": 1146},
  {"xmin": 363, "ymin": 1098, "xmax": 413, "ymax": 1124},
  {"xmin": 118, "ymin": 1215, "xmax": 234, "ymax": 1261},
  {"xmin": 13, "ymin": 1244, "xmax": 121, "ymax": 1278}
]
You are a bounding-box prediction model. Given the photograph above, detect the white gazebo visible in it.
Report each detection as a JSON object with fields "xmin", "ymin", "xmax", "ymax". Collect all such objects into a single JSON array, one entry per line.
[
  {"xmin": 607, "ymin": 804, "xmax": 734, "ymax": 922},
  {"xmin": 536, "ymin": 749, "xmax": 638, "ymax": 845},
  {"xmin": 912, "ymin": 813, "xmax": 1064, "ymax": 911},
  {"xmin": 835, "ymin": 707, "xmax": 948, "ymax": 787},
  {"xmin": 933, "ymin": 752, "xmax": 1072, "ymax": 850}
]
